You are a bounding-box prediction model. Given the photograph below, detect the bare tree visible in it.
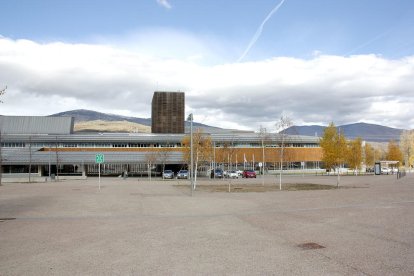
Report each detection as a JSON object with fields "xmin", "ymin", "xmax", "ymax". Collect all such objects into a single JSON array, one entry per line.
[
  {"xmin": 55, "ymin": 136, "xmax": 59, "ymax": 181},
  {"xmin": 0, "ymin": 130, "xmax": 2, "ymax": 186},
  {"xmin": 145, "ymin": 151, "xmax": 159, "ymax": 181},
  {"xmin": 29, "ymin": 136, "xmax": 32, "ymax": 183},
  {"xmin": 0, "ymin": 86, "xmax": 5, "ymax": 184},
  {"xmin": 0, "ymin": 85, "xmax": 6, "ymax": 103},
  {"xmin": 258, "ymin": 126, "xmax": 272, "ymax": 177},
  {"xmin": 158, "ymin": 149, "xmax": 171, "ymax": 179},
  {"xmin": 220, "ymin": 139, "xmax": 237, "ymax": 172},
  {"xmin": 275, "ymin": 115, "xmax": 293, "ymax": 190}
]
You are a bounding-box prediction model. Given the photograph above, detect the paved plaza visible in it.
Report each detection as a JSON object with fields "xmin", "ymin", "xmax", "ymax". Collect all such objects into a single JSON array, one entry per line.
[{"xmin": 0, "ymin": 174, "xmax": 413, "ymax": 275}]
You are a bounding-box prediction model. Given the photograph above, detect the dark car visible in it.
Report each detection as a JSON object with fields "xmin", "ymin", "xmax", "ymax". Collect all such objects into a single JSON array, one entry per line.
[
  {"xmin": 211, "ymin": 168, "xmax": 224, "ymax": 178},
  {"xmin": 162, "ymin": 170, "xmax": 174, "ymax": 179},
  {"xmin": 176, "ymin": 170, "xmax": 189, "ymax": 179},
  {"xmin": 242, "ymin": 170, "xmax": 257, "ymax": 178}
]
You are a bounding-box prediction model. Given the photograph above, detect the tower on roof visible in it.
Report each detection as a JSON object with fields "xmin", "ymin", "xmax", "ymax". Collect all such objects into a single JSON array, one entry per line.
[{"xmin": 151, "ymin": 91, "xmax": 185, "ymax": 134}]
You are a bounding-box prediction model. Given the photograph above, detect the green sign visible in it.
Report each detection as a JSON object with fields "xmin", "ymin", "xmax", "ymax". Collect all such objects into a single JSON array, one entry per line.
[{"xmin": 95, "ymin": 153, "xmax": 104, "ymax": 164}]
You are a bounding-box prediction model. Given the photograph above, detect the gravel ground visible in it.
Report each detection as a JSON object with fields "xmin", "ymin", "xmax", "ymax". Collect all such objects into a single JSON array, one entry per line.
[{"xmin": 0, "ymin": 174, "xmax": 413, "ymax": 275}]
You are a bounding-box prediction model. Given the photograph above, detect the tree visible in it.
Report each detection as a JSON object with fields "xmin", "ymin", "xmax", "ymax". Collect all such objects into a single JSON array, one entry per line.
[
  {"xmin": 145, "ymin": 152, "xmax": 159, "ymax": 181},
  {"xmin": 319, "ymin": 122, "xmax": 347, "ymax": 186},
  {"xmin": 158, "ymin": 149, "xmax": 171, "ymax": 178},
  {"xmin": 258, "ymin": 126, "xmax": 271, "ymax": 186},
  {"xmin": 0, "ymin": 85, "xmax": 6, "ymax": 103},
  {"xmin": 400, "ymin": 130, "xmax": 414, "ymax": 168},
  {"xmin": 346, "ymin": 137, "xmax": 363, "ymax": 174},
  {"xmin": 0, "ymin": 86, "xmax": 5, "ymax": 184},
  {"xmin": 275, "ymin": 115, "xmax": 292, "ymax": 190},
  {"xmin": 335, "ymin": 128, "xmax": 347, "ymax": 172},
  {"xmin": 55, "ymin": 136, "xmax": 59, "ymax": 181},
  {"xmin": 386, "ymin": 140, "xmax": 403, "ymax": 166},
  {"xmin": 29, "ymin": 136, "xmax": 32, "ymax": 183},
  {"xmin": 258, "ymin": 126, "xmax": 271, "ymax": 177},
  {"xmin": 182, "ymin": 129, "xmax": 213, "ymax": 179},
  {"xmin": 365, "ymin": 142, "xmax": 375, "ymax": 167},
  {"xmin": 0, "ymin": 131, "xmax": 2, "ymax": 186},
  {"xmin": 320, "ymin": 122, "xmax": 347, "ymax": 171},
  {"xmin": 320, "ymin": 123, "xmax": 337, "ymax": 170},
  {"xmin": 219, "ymin": 139, "xmax": 238, "ymax": 171}
]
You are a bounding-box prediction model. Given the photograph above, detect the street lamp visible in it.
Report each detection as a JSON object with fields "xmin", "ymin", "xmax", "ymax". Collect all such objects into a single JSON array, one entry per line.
[
  {"xmin": 259, "ymin": 126, "xmax": 266, "ymax": 186},
  {"xmin": 187, "ymin": 113, "xmax": 194, "ymax": 192}
]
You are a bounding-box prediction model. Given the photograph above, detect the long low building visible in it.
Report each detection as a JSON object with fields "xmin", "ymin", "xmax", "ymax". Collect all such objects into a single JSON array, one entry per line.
[{"xmin": 0, "ymin": 116, "xmax": 323, "ymax": 178}]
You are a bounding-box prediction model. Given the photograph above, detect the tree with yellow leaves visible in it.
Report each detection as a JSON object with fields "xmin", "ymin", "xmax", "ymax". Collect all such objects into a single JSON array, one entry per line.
[
  {"xmin": 400, "ymin": 130, "xmax": 414, "ymax": 168},
  {"xmin": 386, "ymin": 140, "xmax": 403, "ymax": 167},
  {"xmin": 346, "ymin": 137, "xmax": 363, "ymax": 173},
  {"xmin": 182, "ymin": 129, "xmax": 213, "ymax": 176},
  {"xmin": 364, "ymin": 142, "xmax": 375, "ymax": 167},
  {"xmin": 320, "ymin": 122, "xmax": 347, "ymax": 173}
]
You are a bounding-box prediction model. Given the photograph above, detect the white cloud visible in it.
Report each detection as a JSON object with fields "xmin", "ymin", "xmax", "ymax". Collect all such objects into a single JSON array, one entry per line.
[
  {"xmin": 1, "ymin": 37, "xmax": 414, "ymax": 130},
  {"xmin": 156, "ymin": 0, "xmax": 172, "ymax": 9},
  {"xmin": 92, "ymin": 28, "xmax": 227, "ymax": 65}
]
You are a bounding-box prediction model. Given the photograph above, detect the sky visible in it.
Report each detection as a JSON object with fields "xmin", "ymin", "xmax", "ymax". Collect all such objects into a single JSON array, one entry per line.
[{"xmin": 1, "ymin": 0, "xmax": 414, "ymax": 131}]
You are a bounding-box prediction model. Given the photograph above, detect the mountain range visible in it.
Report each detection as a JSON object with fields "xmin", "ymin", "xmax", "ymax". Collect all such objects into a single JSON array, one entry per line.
[
  {"xmin": 51, "ymin": 109, "xmax": 405, "ymax": 142},
  {"xmin": 284, "ymin": 123, "xmax": 404, "ymax": 142},
  {"xmin": 51, "ymin": 109, "xmax": 225, "ymax": 133}
]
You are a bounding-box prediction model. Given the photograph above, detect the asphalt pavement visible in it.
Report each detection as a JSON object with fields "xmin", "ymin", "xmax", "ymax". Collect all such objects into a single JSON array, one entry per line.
[{"xmin": 0, "ymin": 173, "xmax": 413, "ymax": 275}]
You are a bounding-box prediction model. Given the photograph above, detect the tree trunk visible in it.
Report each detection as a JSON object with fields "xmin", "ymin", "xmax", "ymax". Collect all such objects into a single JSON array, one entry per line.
[
  {"xmin": 0, "ymin": 131, "xmax": 2, "ymax": 186},
  {"xmin": 194, "ymin": 152, "xmax": 199, "ymax": 189}
]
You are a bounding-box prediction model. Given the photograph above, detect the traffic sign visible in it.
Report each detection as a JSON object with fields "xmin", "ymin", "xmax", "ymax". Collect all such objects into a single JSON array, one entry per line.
[{"xmin": 95, "ymin": 153, "xmax": 104, "ymax": 164}]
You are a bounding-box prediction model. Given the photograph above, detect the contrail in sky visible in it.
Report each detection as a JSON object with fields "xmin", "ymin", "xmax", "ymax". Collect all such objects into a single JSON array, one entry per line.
[
  {"xmin": 346, "ymin": 30, "xmax": 391, "ymax": 56},
  {"xmin": 238, "ymin": 0, "xmax": 287, "ymax": 62}
]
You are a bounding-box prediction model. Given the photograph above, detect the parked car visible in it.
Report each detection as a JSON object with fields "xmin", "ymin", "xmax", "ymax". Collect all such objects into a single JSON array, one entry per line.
[
  {"xmin": 242, "ymin": 170, "xmax": 257, "ymax": 178},
  {"xmin": 162, "ymin": 170, "xmax": 174, "ymax": 179},
  {"xmin": 226, "ymin": 170, "xmax": 239, "ymax": 179},
  {"xmin": 177, "ymin": 170, "xmax": 189, "ymax": 179},
  {"xmin": 381, "ymin": 167, "xmax": 391, "ymax": 175},
  {"xmin": 236, "ymin": 170, "xmax": 243, "ymax": 176},
  {"xmin": 211, "ymin": 168, "xmax": 224, "ymax": 178}
]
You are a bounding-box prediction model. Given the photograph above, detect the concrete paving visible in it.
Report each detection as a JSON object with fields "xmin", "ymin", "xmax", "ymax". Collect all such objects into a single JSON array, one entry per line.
[{"xmin": 0, "ymin": 174, "xmax": 413, "ymax": 275}]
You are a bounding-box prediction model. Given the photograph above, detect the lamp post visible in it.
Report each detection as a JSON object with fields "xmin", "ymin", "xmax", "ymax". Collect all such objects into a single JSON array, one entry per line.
[
  {"xmin": 259, "ymin": 126, "xmax": 266, "ymax": 186},
  {"xmin": 187, "ymin": 113, "xmax": 194, "ymax": 192}
]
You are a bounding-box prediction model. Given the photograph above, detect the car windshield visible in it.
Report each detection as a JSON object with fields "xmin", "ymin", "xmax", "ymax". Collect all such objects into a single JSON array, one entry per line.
[
  {"xmin": 180, "ymin": 170, "xmax": 187, "ymax": 173},
  {"xmin": 164, "ymin": 170, "xmax": 172, "ymax": 173}
]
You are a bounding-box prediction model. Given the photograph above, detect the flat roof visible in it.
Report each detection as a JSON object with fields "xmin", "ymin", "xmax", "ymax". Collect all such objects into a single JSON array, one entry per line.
[{"xmin": 0, "ymin": 116, "xmax": 74, "ymax": 135}]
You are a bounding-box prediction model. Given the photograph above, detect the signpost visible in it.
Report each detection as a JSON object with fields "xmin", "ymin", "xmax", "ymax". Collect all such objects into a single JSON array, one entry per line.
[{"xmin": 95, "ymin": 153, "xmax": 104, "ymax": 190}]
